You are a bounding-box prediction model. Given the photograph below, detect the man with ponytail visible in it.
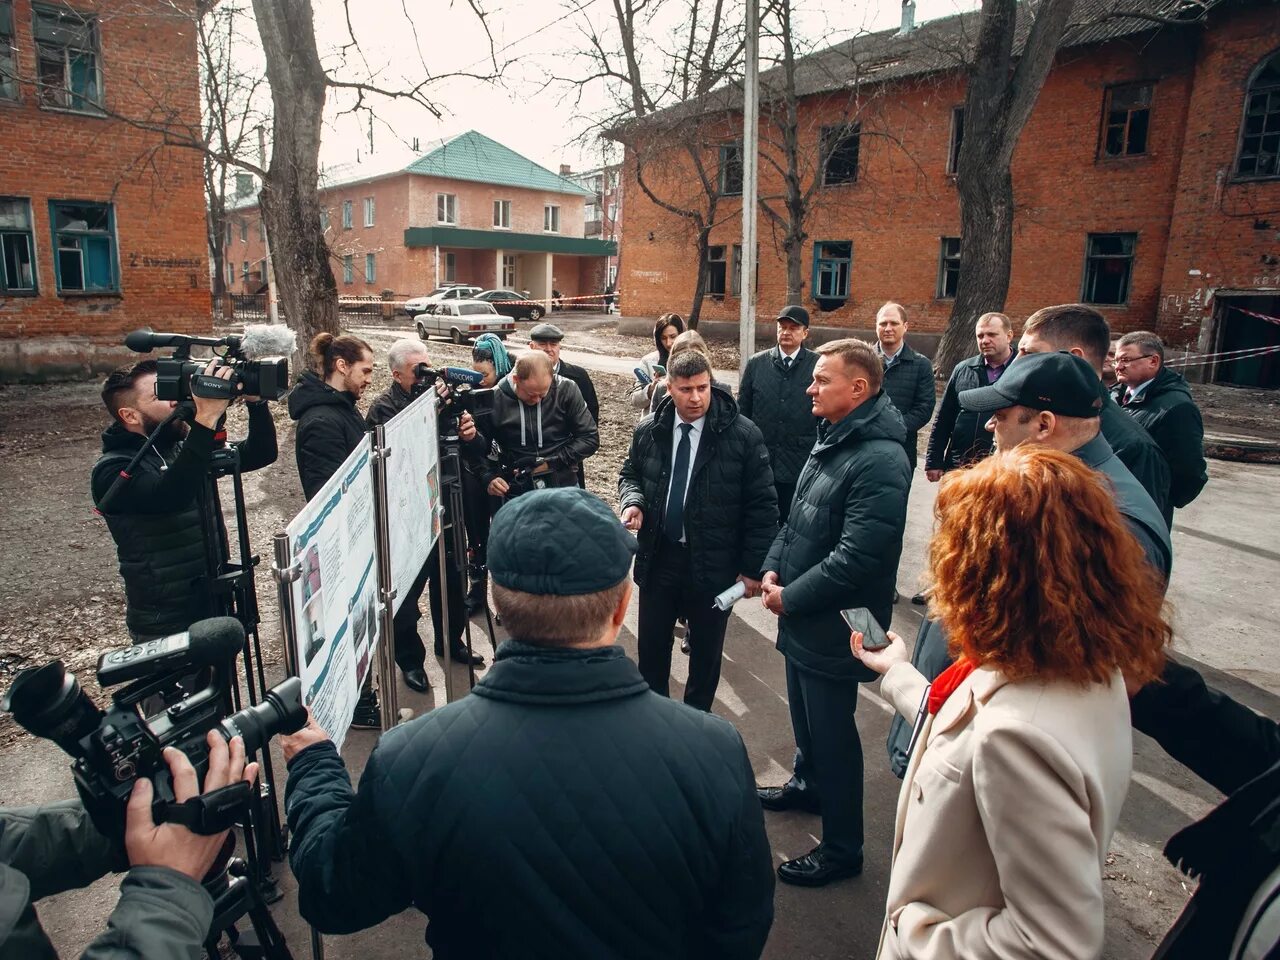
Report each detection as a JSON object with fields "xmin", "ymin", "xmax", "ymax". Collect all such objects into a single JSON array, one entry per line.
[{"xmin": 288, "ymin": 332, "xmax": 375, "ymax": 501}]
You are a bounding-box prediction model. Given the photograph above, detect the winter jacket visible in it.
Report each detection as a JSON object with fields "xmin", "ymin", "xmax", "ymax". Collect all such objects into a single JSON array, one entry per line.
[
  {"xmin": 878, "ymin": 343, "xmax": 936, "ymax": 469},
  {"xmin": 477, "ymin": 374, "xmax": 598, "ymax": 488},
  {"xmin": 557, "ymin": 359, "xmax": 599, "ymax": 424},
  {"xmin": 1100, "ymin": 392, "xmax": 1172, "ymax": 525},
  {"xmin": 618, "ymin": 386, "xmax": 778, "ymax": 594},
  {"xmin": 763, "ymin": 393, "xmax": 911, "ymax": 681},
  {"xmin": 630, "ymin": 350, "xmax": 664, "ymax": 413},
  {"xmin": 91, "ymin": 403, "xmax": 276, "ymax": 637},
  {"xmin": 0, "ymin": 800, "xmax": 213, "ymax": 960},
  {"xmin": 925, "ymin": 353, "xmax": 1011, "ymax": 472},
  {"xmin": 285, "ymin": 640, "xmax": 775, "ymax": 959},
  {"xmin": 1112, "ymin": 366, "xmax": 1208, "ymax": 511},
  {"xmin": 288, "ymin": 371, "xmax": 367, "ymax": 502},
  {"xmin": 737, "ymin": 346, "xmax": 820, "ymax": 486}
]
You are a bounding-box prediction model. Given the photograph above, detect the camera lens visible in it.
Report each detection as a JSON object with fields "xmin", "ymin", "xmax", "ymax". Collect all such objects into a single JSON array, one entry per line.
[
  {"xmin": 218, "ymin": 676, "xmax": 306, "ymax": 755},
  {"xmin": 2, "ymin": 661, "xmax": 103, "ymax": 759}
]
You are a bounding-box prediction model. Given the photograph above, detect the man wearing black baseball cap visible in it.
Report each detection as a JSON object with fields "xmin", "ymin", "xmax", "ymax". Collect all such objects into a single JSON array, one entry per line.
[
  {"xmin": 738, "ymin": 304, "xmax": 819, "ymax": 521},
  {"xmin": 281, "ymin": 487, "xmax": 775, "ymax": 958},
  {"xmin": 956, "ymin": 350, "xmax": 1169, "ymax": 577}
]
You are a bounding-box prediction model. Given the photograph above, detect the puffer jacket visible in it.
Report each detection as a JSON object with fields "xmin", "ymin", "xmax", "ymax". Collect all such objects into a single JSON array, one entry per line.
[
  {"xmin": 0, "ymin": 800, "xmax": 213, "ymax": 960},
  {"xmin": 1112, "ymin": 366, "xmax": 1208, "ymax": 510},
  {"xmin": 924, "ymin": 353, "xmax": 1010, "ymax": 472},
  {"xmin": 737, "ymin": 345, "xmax": 819, "ymax": 486},
  {"xmin": 91, "ymin": 402, "xmax": 276, "ymax": 637},
  {"xmin": 764, "ymin": 393, "xmax": 911, "ymax": 681},
  {"xmin": 285, "ymin": 640, "xmax": 775, "ymax": 959},
  {"xmin": 618, "ymin": 386, "xmax": 778, "ymax": 594},
  {"xmin": 288, "ymin": 371, "xmax": 367, "ymax": 502},
  {"xmin": 478, "ymin": 374, "xmax": 598, "ymax": 487}
]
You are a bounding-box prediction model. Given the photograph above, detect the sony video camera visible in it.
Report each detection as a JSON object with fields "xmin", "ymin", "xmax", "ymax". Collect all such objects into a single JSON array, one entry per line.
[
  {"xmin": 125, "ymin": 326, "xmax": 295, "ymax": 403},
  {"xmin": 2, "ymin": 617, "xmax": 306, "ymax": 840}
]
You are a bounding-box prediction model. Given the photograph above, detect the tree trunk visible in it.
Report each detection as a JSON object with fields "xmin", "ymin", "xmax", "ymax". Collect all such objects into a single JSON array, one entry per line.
[
  {"xmin": 687, "ymin": 222, "xmax": 712, "ymax": 328},
  {"xmin": 250, "ymin": 0, "xmax": 338, "ymax": 367}
]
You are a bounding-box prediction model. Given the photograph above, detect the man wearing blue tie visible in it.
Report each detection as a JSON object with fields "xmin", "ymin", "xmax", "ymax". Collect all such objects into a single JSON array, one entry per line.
[{"xmin": 619, "ymin": 351, "xmax": 778, "ymax": 711}]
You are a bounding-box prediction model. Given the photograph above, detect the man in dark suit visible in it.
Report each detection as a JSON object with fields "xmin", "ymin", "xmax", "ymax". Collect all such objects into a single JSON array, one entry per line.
[
  {"xmin": 874, "ymin": 302, "xmax": 936, "ymax": 470},
  {"xmin": 619, "ymin": 350, "xmax": 778, "ymax": 710},
  {"xmin": 738, "ymin": 305, "xmax": 819, "ymax": 522},
  {"xmin": 529, "ymin": 322, "xmax": 598, "ymax": 488}
]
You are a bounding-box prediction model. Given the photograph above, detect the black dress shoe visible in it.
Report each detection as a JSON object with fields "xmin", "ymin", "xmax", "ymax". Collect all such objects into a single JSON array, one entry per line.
[
  {"xmin": 777, "ymin": 847, "xmax": 863, "ymax": 887},
  {"xmin": 910, "ymin": 592, "xmax": 927, "ymax": 605},
  {"xmin": 402, "ymin": 668, "xmax": 429, "ymax": 693},
  {"xmin": 436, "ymin": 644, "xmax": 485, "ymax": 667},
  {"xmin": 756, "ymin": 784, "xmax": 821, "ymax": 813}
]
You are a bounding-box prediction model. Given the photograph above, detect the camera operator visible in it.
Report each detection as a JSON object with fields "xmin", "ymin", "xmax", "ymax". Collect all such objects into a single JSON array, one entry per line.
[
  {"xmin": 365, "ymin": 339, "xmax": 486, "ymax": 679},
  {"xmin": 0, "ymin": 733, "xmax": 257, "ymax": 960},
  {"xmin": 476, "ymin": 351, "xmax": 598, "ymax": 500},
  {"xmin": 93, "ymin": 358, "xmax": 277, "ymax": 643}
]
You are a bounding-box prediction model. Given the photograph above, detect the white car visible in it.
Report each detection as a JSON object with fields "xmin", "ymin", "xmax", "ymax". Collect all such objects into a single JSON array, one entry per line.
[
  {"xmin": 403, "ymin": 285, "xmax": 482, "ymax": 317},
  {"xmin": 414, "ymin": 299, "xmax": 516, "ymax": 344}
]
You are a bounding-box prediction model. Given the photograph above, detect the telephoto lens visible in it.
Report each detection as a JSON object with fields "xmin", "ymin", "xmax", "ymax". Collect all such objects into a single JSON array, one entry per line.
[
  {"xmin": 218, "ymin": 676, "xmax": 307, "ymax": 756},
  {"xmin": 2, "ymin": 661, "xmax": 104, "ymax": 758}
]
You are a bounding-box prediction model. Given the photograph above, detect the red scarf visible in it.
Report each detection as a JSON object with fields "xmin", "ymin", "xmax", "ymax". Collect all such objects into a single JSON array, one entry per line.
[{"xmin": 927, "ymin": 658, "xmax": 977, "ymax": 715}]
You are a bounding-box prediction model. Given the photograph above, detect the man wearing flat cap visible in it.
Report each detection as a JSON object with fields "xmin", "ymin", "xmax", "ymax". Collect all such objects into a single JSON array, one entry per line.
[
  {"xmin": 280, "ymin": 487, "xmax": 775, "ymax": 959},
  {"xmin": 528, "ymin": 322, "xmax": 599, "ymax": 487},
  {"xmin": 738, "ymin": 305, "xmax": 819, "ymax": 522}
]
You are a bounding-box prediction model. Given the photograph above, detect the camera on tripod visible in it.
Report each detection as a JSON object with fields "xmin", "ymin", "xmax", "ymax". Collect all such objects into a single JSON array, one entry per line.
[
  {"xmin": 125, "ymin": 326, "xmax": 295, "ymax": 402},
  {"xmin": 412, "ymin": 362, "xmax": 495, "ymax": 420},
  {"xmin": 1, "ymin": 617, "xmax": 306, "ymax": 840}
]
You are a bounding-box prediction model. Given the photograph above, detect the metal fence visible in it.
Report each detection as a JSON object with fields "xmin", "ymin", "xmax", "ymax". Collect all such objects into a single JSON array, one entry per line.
[{"xmin": 212, "ymin": 293, "xmax": 404, "ymax": 325}]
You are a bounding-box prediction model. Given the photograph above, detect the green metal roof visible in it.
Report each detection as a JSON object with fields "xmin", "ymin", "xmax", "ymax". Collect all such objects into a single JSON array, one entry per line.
[
  {"xmin": 404, "ymin": 131, "xmax": 593, "ymax": 196},
  {"xmin": 403, "ymin": 226, "xmax": 616, "ymax": 256}
]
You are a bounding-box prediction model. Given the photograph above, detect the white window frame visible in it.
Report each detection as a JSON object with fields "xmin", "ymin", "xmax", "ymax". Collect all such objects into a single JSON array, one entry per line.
[
  {"xmin": 437, "ymin": 193, "xmax": 457, "ymax": 225},
  {"xmin": 493, "ymin": 199, "xmax": 511, "ymax": 229},
  {"xmin": 363, "ymin": 197, "xmax": 375, "ymax": 227},
  {"xmin": 543, "ymin": 204, "xmax": 560, "ymax": 233}
]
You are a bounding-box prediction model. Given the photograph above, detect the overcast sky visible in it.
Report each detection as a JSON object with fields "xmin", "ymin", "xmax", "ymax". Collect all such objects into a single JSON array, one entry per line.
[{"xmin": 293, "ymin": 0, "xmax": 980, "ymax": 176}]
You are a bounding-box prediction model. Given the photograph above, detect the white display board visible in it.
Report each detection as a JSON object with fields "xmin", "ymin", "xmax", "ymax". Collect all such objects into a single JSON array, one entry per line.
[
  {"xmin": 286, "ymin": 436, "xmax": 379, "ymax": 751},
  {"xmin": 382, "ymin": 391, "xmax": 443, "ymax": 615}
]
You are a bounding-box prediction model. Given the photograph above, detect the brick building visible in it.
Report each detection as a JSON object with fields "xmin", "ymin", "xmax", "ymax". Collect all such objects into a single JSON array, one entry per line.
[
  {"xmin": 0, "ymin": 0, "xmax": 209, "ymax": 379},
  {"xmin": 612, "ymin": 0, "xmax": 1280, "ymax": 387},
  {"xmin": 228, "ymin": 131, "xmax": 618, "ymax": 308}
]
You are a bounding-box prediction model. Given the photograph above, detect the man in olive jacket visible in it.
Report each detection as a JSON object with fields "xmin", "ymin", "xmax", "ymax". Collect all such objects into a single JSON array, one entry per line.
[
  {"xmin": 619, "ymin": 351, "xmax": 778, "ymax": 711},
  {"xmin": 758, "ymin": 339, "xmax": 911, "ymax": 888},
  {"xmin": 738, "ymin": 305, "xmax": 819, "ymax": 522},
  {"xmin": 281, "ymin": 487, "xmax": 775, "ymax": 959}
]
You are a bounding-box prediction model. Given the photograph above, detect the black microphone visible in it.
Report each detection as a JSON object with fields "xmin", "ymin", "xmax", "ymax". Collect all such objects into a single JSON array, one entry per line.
[{"xmin": 97, "ymin": 617, "xmax": 245, "ymax": 687}]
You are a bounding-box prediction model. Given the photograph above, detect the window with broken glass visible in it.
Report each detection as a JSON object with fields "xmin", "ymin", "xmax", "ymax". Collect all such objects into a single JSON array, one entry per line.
[
  {"xmin": 1, "ymin": 197, "xmax": 36, "ymax": 293},
  {"xmin": 937, "ymin": 237, "xmax": 961, "ymax": 299},
  {"xmin": 1082, "ymin": 233, "xmax": 1136, "ymax": 305},
  {"xmin": 1236, "ymin": 53, "xmax": 1280, "ymax": 179},
  {"xmin": 1100, "ymin": 83, "xmax": 1152, "ymax": 159},
  {"xmin": 821, "ymin": 125, "xmax": 860, "ymax": 186},
  {"xmin": 34, "ymin": 5, "xmax": 102, "ymax": 111}
]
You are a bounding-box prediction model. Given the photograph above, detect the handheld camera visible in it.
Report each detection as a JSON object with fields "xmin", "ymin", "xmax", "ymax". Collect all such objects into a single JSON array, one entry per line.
[{"xmin": 125, "ymin": 326, "xmax": 294, "ymax": 402}]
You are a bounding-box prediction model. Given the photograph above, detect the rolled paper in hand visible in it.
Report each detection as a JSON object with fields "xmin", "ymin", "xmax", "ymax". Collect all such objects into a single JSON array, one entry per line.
[{"xmin": 712, "ymin": 581, "xmax": 748, "ymax": 611}]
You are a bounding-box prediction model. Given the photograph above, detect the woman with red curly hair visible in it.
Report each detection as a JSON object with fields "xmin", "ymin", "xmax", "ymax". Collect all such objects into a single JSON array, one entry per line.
[{"xmin": 854, "ymin": 445, "xmax": 1170, "ymax": 960}]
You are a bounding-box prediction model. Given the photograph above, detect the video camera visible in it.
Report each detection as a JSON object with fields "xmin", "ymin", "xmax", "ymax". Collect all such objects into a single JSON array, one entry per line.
[
  {"xmin": 413, "ymin": 363, "xmax": 495, "ymax": 420},
  {"xmin": 125, "ymin": 326, "xmax": 295, "ymax": 403},
  {"xmin": 2, "ymin": 617, "xmax": 306, "ymax": 840}
]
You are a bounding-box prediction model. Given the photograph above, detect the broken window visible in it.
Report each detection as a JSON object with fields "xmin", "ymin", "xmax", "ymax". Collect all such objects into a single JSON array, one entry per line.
[
  {"xmin": 1082, "ymin": 233, "xmax": 1136, "ymax": 305},
  {"xmin": 51, "ymin": 200, "xmax": 116, "ymax": 293},
  {"xmin": 812, "ymin": 241, "xmax": 851, "ymax": 305},
  {"xmin": 706, "ymin": 245, "xmax": 727, "ymax": 300},
  {"xmin": 821, "ymin": 125, "xmax": 861, "ymax": 186},
  {"xmin": 34, "ymin": 4, "xmax": 102, "ymax": 111},
  {"xmin": 718, "ymin": 142, "xmax": 743, "ymax": 196},
  {"xmin": 0, "ymin": 2, "xmax": 16, "ymax": 101},
  {"xmin": 937, "ymin": 237, "xmax": 961, "ymax": 299},
  {"xmin": 1236, "ymin": 52, "xmax": 1280, "ymax": 179},
  {"xmin": 947, "ymin": 107, "xmax": 964, "ymax": 174},
  {"xmin": 1101, "ymin": 83, "xmax": 1152, "ymax": 159},
  {"xmin": 1, "ymin": 198, "xmax": 36, "ymax": 293}
]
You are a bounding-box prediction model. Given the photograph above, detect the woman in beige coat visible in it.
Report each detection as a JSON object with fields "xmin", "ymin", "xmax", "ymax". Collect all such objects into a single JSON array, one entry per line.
[{"xmin": 854, "ymin": 446, "xmax": 1171, "ymax": 960}]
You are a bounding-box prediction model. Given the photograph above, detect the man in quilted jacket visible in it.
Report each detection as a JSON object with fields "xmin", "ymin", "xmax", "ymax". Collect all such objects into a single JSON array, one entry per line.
[{"xmin": 281, "ymin": 486, "xmax": 775, "ymax": 959}]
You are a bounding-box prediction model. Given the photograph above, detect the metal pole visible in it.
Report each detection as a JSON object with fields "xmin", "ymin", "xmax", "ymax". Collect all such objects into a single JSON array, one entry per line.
[
  {"xmin": 257, "ymin": 124, "xmax": 280, "ymax": 326},
  {"xmin": 738, "ymin": 0, "xmax": 760, "ymax": 378},
  {"xmin": 438, "ymin": 535, "xmax": 456, "ymax": 703},
  {"xmin": 271, "ymin": 533, "xmax": 300, "ymax": 683},
  {"xmin": 369, "ymin": 425, "xmax": 404, "ymax": 730}
]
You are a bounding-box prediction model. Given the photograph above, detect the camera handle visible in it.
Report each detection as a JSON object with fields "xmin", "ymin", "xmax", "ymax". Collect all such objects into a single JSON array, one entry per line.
[
  {"xmin": 95, "ymin": 402, "xmax": 194, "ymax": 514},
  {"xmin": 153, "ymin": 779, "xmax": 254, "ymax": 836}
]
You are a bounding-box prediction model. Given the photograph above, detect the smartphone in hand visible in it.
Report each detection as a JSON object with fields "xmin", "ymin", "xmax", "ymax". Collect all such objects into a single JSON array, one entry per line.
[{"xmin": 841, "ymin": 607, "xmax": 891, "ymax": 651}]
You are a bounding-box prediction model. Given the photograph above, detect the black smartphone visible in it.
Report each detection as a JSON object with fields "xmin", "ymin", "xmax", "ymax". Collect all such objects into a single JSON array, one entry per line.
[{"xmin": 841, "ymin": 607, "xmax": 891, "ymax": 652}]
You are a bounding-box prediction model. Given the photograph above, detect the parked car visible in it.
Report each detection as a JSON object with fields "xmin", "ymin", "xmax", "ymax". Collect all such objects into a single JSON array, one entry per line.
[
  {"xmin": 404, "ymin": 284, "xmax": 482, "ymax": 317},
  {"xmin": 475, "ymin": 289, "xmax": 546, "ymax": 321},
  {"xmin": 414, "ymin": 300, "xmax": 516, "ymax": 344}
]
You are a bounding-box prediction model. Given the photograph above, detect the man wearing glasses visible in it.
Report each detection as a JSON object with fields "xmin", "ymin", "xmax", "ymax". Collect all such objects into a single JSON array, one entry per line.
[{"xmin": 1112, "ymin": 330, "xmax": 1208, "ymax": 523}]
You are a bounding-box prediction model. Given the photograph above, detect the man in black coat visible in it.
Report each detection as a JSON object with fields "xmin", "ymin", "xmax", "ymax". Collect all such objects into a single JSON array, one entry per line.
[
  {"xmin": 1113, "ymin": 330, "xmax": 1208, "ymax": 524},
  {"xmin": 1019, "ymin": 304, "xmax": 1171, "ymax": 521},
  {"xmin": 93, "ymin": 358, "xmax": 277, "ymax": 642},
  {"xmin": 365, "ymin": 339, "xmax": 487, "ymax": 683},
  {"xmin": 281, "ymin": 487, "xmax": 775, "ymax": 959},
  {"xmin": 757, "ymin": 339, "xmax": 911, "ymax": 887},
  {"xmin": 528, "ymin": 322, "xmax": 598, "ymax": 488},
  {"xmin": 287, "ymin": 335, "xmax": 375, "ymax": 502},
  {"xmin": 874, "ymin": 302, "xmax": 936, "ymax": 470},
  {"xmin": 923, "ymin": 311, "xmax": 1015, "ymax": 479},
  {"xmin": 618, "ymin": 351, "xmax": 778, "ymax": 711},
  {"xmin": 738, "ymin": 304, "xmax": 819, "ymax": 522}
]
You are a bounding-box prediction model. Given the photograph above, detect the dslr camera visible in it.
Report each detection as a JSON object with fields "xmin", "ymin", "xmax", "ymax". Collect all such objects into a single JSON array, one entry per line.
[
  {"xmin": 125, "ymin": 326, "xmax": 295, "ymax": 403},
  {"xmin": 2, "ymin": 617, "xmax": 305, "ymax": 840}
]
